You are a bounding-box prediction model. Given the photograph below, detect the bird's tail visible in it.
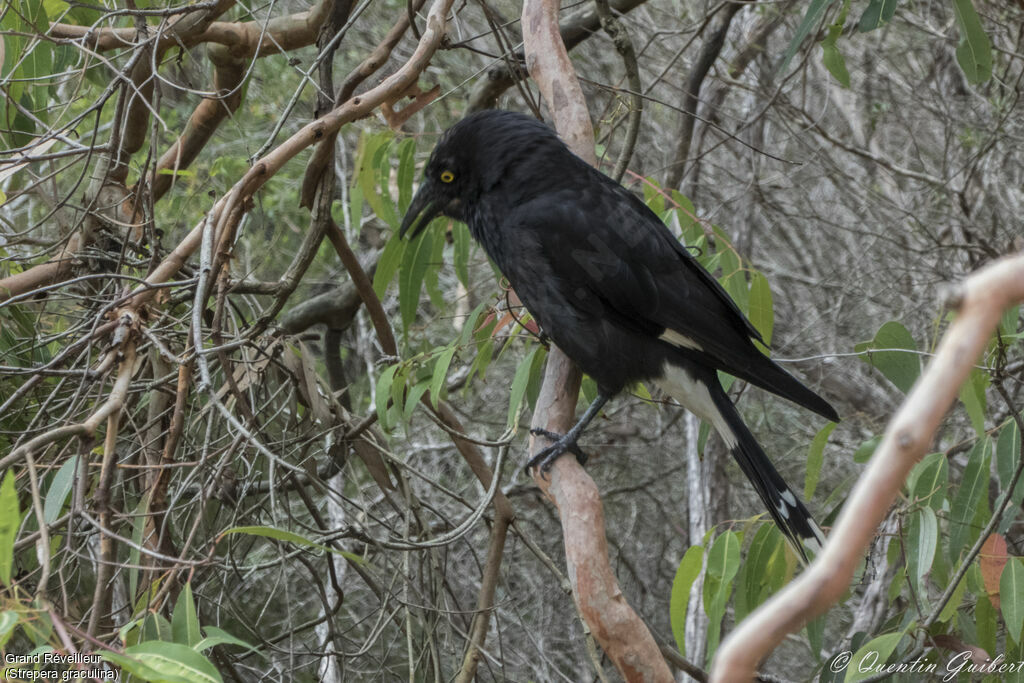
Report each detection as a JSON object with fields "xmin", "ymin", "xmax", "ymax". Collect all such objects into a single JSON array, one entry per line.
[{"xmin": 657, "ymin": 364, "xmax": 826, "ymax": 563}]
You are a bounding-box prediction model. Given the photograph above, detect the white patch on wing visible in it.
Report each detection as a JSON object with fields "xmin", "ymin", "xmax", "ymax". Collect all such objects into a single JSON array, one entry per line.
[
  {"xmin": 655, "ymin": 363, "xmax": 736, "ymax": 448},
  {"xmin": 805, "ymin": 518, "xmax": 826, "ymax": 550},
  {"xmin": 658, "ymin": 329, "xmax": 703, "ymax": 351}
]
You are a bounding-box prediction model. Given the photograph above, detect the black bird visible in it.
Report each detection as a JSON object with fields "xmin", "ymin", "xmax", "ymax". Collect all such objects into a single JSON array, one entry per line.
[{"xmin": 400, "ymin": 110, "xmax": 838, "ymax": 558}]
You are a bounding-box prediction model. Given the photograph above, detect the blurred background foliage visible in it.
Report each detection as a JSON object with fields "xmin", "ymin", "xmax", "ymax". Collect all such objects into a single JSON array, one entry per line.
[{"xmin": 1, "ymin": 0, "xmax": 1022, "ymax": 679}]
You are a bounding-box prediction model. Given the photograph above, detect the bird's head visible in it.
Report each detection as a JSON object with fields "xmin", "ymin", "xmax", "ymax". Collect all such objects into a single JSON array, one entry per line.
[
  {"xmin": 398, "ymin": 132, "xmax": 474, "ymax": 240},
  {"xmin": 399, "ymin": 110, "xmax": 561, "ymax": 239}
]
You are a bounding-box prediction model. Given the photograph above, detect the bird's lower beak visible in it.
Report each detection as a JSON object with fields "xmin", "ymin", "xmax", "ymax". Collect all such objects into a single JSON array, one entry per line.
[{"xmin": 399, "ymin": 189, "xmax": 441, "ymax": 240}]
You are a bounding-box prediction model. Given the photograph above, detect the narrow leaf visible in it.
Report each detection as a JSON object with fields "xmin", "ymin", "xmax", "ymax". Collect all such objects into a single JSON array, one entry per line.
[
  {"xmin": 747, "ymin": 271, "xmax": 774, "ymax": 346},
  {"xmin": 172, "ymin": 583, "xmax": 201, "ymax": 647},
  {"xmin": 952, "ymin": 0, "xmax": 992, "ymax": 84},
  {"xmin": 43, "ymin": 456, "xmax": 77, "ymax": 524},
  {"xmin": 1002, "ymin": 558, "xmax": 1024, "ymax": 645},
  {"xmin": 507, "ymin": 346, "xmax": 540, "ymax": 428},
  {"xmin": 805, "ymin": 422, "xmax": 836, "ymax": 499},
  {"xmin": 669, "ymin": 545, "xmax": 704, "ymax": 657},
  {"xmin": 0, "ymin": 471, "xmax": 19, "ymax": 586},
  {"xmin": 430, "ymin": 346, "xmax": 457, "ymax": 408},
  {"xmin": 778, "ymin": 0, "xmax": 838, "ymax": 77},
  {"xmin": 906, "ymin": 506, "xmax": 937, "ymax": 587}
]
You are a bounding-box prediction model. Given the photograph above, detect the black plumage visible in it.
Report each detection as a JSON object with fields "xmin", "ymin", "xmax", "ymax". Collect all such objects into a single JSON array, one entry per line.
[{"xmin": 400, "ymin": 110, "xmax": 838, "ymax": 559}]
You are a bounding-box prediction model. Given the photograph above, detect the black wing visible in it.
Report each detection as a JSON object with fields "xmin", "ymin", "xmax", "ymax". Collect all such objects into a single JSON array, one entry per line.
[{"xmin": 499, "ymin": 174, "xmax": 837, "ymax": 421}]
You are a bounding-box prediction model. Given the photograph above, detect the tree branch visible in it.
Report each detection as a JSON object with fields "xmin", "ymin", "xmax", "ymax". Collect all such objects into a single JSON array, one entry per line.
[
  {"xmin": 712, "ymin": 250, "xmax": 1024, "ymax": 681},
  {"xmin": 520, "ymin": 0, "xmax": 672, "ymax": 678}
]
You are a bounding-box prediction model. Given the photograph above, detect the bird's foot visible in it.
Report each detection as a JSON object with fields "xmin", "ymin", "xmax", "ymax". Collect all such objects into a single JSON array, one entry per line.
[{"xmin": 525, "ymin": 428, "xmax": 588, "ymax": 476}]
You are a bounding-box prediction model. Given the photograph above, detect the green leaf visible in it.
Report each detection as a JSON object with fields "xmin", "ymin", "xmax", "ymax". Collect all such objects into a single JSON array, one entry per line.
[
  {"xmin": 952, "ymin": 0, "xmax": 992, "ymax": 84},
  {"xmin": 855, "ymin": 320, "xmax": 919, "ymax": 393},
  {"xmin": 219, "ymin": 526, "xmax": 365, "ymax": 564},
  {"xmin": 821, "ymin": 5, "xmax": 851, "ymax": 88},
  {"xmin": 703, "ymin": 530, "xmax": 741, "ymax": 664},
  {"xmin": 853, "ymin": 435, "xmax": 881, "ymax": 464},
  {"xmin": 805, "ymin": 422, "xmax": 836, "ymax": 500},
  {"xmin": 958, "ymin": 367, "xmax": 989, "ymax": 435},
  {"xmin": 977, "ymin": 591, "xmax": 996, "ymax": 655},
  {"xmin": 172, "ymin": 583, "xmax": 201, "ymax": 647},
  {"xmin": 0, "ymin": 610, "xmax": 17, "ymax": 649},
  {"xmin": 430, "ymin": 346, "xmax": 457, "ymax": 408},
  {"xmin": 949, "ymin": 438, "xmax": 991, "ymax": 561},
  {"xmin": 0, "ymin": 471, "xmax": 19, "ymax": 586},
  {"xmin": 402, "ymin": 381, "xmax": 430, "ymax": 423},
  {"xmin": 399, "ymin": 229, "xmax": 434, "ymax": 333},
  {"xmin": 507, "ymin": 345, "xmax": 540, "ymax": 428},
  {"xmin": 452, "ymin": 221, "xmax": 471, "ymax": 288},
  {"xmin": 1003, "ymin": 558, "xmax": 1024, "ymax": 645},
  {"xmin": 396, "ymin": 137, "xmax": 416, "ymax": 214},
  {"xmin": 778, "ymin": 0, "xmax": 838, "ymax": 77},
  {"xmin": 937, "ymin": 574, "xmax": 967, "ymax": 623},
  {"xmin": 194, "ymin": 626, "xmax": 259, "ymax": 655},
  {"xmin": 102, "ymin": 641, "xmax": 223, "ymax": 683},
  {"xmin": 997, "ymin": 419, "xmax": 1024, "ymax": 533},
  {"xmin": 375, "ymin": 363, "xmax": 399, "ymax": 432},
  {"xmin": 735, "ymin": 524, "xmax": 783, "ymax": 621},
  {"xmin": 372, "ymin": 232, "xmax": 406, "ymax": 298},
  {"xmin": 905, "ymin": 506, "xmax": 937, "ymax": 588},
  {"xmin": 669, "ymin": 545, "xmax": 704, "ymax": 657},
  {"xmin": 907, "ymin": 451, "xmax": 947, "ymax": 510},
  {"xmin": 747, "ymin": 271, "xmax": 774, "ymax": 346},
  {"xmin": 857, "ymin": 0, "xmax": 898, "ymax": 31},
  {"xmin": 844, "ymin": 632, "xmax": 905, "ymax": 682}
]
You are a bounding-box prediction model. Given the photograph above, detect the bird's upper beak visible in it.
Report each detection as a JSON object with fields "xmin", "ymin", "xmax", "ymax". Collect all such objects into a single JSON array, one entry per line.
[{"xmin": 399, "ymin": 182, "xmax": 442, "ymax": 240}]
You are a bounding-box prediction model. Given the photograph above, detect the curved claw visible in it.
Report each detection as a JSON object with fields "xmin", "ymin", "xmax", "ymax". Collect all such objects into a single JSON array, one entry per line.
[{"xmin": 525, "ymin": 428, "xmax": 589, "ymax": 477}]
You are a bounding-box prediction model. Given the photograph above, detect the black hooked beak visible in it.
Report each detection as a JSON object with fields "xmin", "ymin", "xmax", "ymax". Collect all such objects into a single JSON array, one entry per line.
[{"xmin": 399, "ymin": 182, "xmax": 443, "ymax": 240}]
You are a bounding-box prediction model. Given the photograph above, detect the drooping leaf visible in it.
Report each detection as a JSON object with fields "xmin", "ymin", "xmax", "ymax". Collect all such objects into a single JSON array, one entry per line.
[
  {"xmin": 429, "ymin": 346, "xmax": 457, "ymax": 408},
  {"xmin": 905, "ymin": 506, "xmax": 937, "ymax": 588},
  {"xmin": 907, "ymin": 451, "xmax": 947, "ymax": 510},
  {"xmin": 958, "ymin": 367, "xmax": 989, "ymax": 435},
  {"xmin": 703, "ymin": 530, "xmax": 741, "ymax": 664},
  {"xmin": 997, "ymin": 418, "xmax": 1024, "ymax": 532},
  {"xmin": 747, "ymin": 271, "xmax": 774, "ymax": 346},
  {"xmin": 805, "ymin": 422, "xmax": 836, "ymax": 499},
  {"xmin": 778, "ymin": 0, "xmax": 838, "ymax": 77},
  {"xmin": 949, "ymin": 438, "xmax": 990, "ymax": 561},
  {"xmin": 1001, "ymin": 558, "xmax": 1024, "ymax": 645},
  {"xmin": 669, "ymin": 544, "xmax": 704, "ymax": 657},
  {"xmin": 821, "ymin": 3, "xmax": 851, "ymax": 88},
  {"xmin": 952, "ymin": 0, "xmax": 992, "ymax": 84},
  {"xmin": 399, "ymin": 229, "xmax": 434, "ymax": 333},
  {"xmin": 507, "ymin": 345, "xmax": 540, "ymax": 428},
  {"xmin": 0, "ymin": 471, "xmax": 19, "ymax": 586}
]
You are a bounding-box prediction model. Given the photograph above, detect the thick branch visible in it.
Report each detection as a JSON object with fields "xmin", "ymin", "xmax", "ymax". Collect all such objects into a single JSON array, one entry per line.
[
  {"xmin": 521, "ymin": 0, "xmax": 672, "ymax": 679},
  {"xmin": 711, "ymin": 251, "xmax": 1024, "ymax": 681}
]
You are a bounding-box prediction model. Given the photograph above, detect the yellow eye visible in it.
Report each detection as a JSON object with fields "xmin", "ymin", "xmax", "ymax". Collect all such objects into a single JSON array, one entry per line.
[{"xmin": 440, "ymin": 170, "xmax": 455, "ymax": 183}]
